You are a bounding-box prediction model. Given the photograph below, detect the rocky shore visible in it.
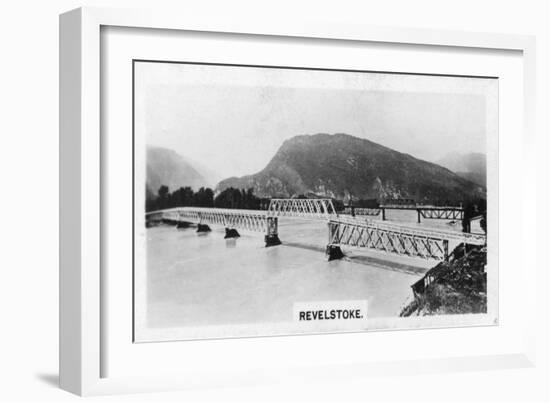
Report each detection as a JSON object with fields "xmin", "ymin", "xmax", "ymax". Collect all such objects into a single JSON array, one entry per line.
[{"xmin": 399, "ymin": 243, "xmax": 487, "ymax": 317}]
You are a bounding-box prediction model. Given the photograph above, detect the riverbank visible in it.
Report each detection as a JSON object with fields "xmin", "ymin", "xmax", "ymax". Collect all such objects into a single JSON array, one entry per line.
[{"xmin": 399, "ymin": 244, "xmax": 487, "ymax": 317}]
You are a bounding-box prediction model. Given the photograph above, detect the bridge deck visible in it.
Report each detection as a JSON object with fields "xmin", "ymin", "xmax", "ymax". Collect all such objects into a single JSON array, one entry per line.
[
  {"xmin": 147, "ymin": 207, "xmax": 267, "ymax": 217},
  {"xmin": 379, "ymin": 204, "xmax": 464, "ymax": 211},
  {"xmin": 146, "ymin": 207, "xmax": 483, "ymax": 245},
  {"xmin": 334, "ymin": 217, "xmax": 485, "ymax": 245},
  {"xmin": 146, "ymin": 201, "xmax": 485, "ymax": 260},
  {"xmin": 343, "ymin": 207, "xmax": 381, "ymax": 216}
]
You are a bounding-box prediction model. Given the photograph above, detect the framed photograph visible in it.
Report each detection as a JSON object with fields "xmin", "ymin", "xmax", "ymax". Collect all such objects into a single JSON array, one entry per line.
[{"xmin": 60, "ymin": 7, "xmax": 537, "ymax": 396}]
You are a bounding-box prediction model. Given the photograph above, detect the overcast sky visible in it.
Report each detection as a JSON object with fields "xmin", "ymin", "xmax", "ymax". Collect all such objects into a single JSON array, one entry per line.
[{"xmin": 134, "ymin": 62, "xmax": 497, "ymax": 180}]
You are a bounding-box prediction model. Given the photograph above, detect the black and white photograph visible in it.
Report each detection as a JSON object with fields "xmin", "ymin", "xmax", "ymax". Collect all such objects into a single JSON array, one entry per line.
[
  {"xmin": 133, "ymin": 60, "xmax": 497, "ymax": 342},
  {"xmin": 3, "ymin": 0, "xmax": 547, "ymax": 400}
]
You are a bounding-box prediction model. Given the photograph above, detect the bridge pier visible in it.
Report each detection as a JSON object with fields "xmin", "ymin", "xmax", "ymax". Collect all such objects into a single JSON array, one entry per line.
[
  {"xmin": 417, "ymin": 209, "xmax": 421, "ymax": 223},
  {"xmin": 176, "ymin": 221, "xmax": 191, "ymax": 229},
  {"xmin": 196, "ymin": 223, "xmax": 211, "ymax": 233},
  {"xmin": 382, "ymin": 208, "xmax": 386, "ymax": 221},
  {"xmin": 224, "ymin": 228, "xmax": 240, "ymax": 239},
  {"xmin": 264, "ymin": 217, "xmax": 282, "ymax": 247},
  {"xmin": 326, "ymin": 245, "xmax": 345, "ymax": 261}
]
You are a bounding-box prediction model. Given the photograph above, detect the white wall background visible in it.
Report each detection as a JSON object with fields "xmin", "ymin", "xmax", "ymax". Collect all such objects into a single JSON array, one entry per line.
[{"xmin": 0, "ymin": 0, "xmax": 547, "ymax": 401}]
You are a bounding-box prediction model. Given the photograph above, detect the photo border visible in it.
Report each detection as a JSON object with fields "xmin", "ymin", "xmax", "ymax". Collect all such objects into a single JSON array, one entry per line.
[
  {"xmin": 60, "ymin": 6, "xmax": 537, "ymax": 396},
  {"xmin": 131, "ymin": 58, "xmax": 499, "ymax": 343}
]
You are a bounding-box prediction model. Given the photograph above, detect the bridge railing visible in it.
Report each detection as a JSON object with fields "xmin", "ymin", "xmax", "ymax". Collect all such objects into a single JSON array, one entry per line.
[
  {"xmin": 151, "ymin": 207, "xmax": 268, "ymax": 232},
  {"xmin": 179, "ymin": 208, "xmax": 268, "ymax": 233},
  {"xmin": 357, "ymin": 218, "xmax": 486, "ymax": 245},
  {"xmin": 379, "ymin": 204, "xmax": 463, "ymax": 210},
  {"xmin": 146, "ymin": 207, "xmax": 266, "ymax": 216}
]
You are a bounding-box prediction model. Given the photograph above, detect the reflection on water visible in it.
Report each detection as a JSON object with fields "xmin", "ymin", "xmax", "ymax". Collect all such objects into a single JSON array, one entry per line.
[
  {"xmin": 145, "ymin": 218, "xmax": 435, "ymax": 329},
  {"xmin": 225, "ymin": 238, "xmax": 237, "ymax": 248}
]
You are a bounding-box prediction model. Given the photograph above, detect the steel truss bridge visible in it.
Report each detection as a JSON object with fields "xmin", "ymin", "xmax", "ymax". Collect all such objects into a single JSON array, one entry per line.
[
  {"xmin": 343, "ymin": 207, "xmax": 381, "ymax": 216},
  {"xmin": 146, "ymin": 199, "xmax": 484, "ymax": 261},
  {"xmin": 326, "ymin": 217, "xmax": 485, "ymax": 261},
  {"xmin": 345, "ymin": 204, "xmax": 465, "ymax": 222},
  {"xmin": 380, "ymin": 204, "xmax": 464, "ymax": 222},
  {"xmin": 417, "ymin": 207, "xmax": 463, "ymax": 220},
  {"xmin": 146, "ymin": 199, "xmax": 338, "ymax": 247},
  {"xmin": 267, "ymin": 198, "xmax": 337, "ymax": 219},
  {"xmin": 171, "ymin": 207, "xmax": 269, "ymax": 233}
]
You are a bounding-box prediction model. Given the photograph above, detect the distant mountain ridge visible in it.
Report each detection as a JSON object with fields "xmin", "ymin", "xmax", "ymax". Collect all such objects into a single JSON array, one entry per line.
[
  {"xmin": 146, "ymin": 146, "xmax": 207, "ymax": 195},
  {"xmin": 436, "ymin": 152, "xmax": 486, "ymax": 187},
  {"xmin": 217, "ymin": 133, "xmax": 485, "ymax": 203}
]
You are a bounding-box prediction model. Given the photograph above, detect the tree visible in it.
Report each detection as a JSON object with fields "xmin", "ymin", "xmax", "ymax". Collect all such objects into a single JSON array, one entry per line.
[
  {"xmin": 158, "ymin": 185, "xmax": 169, "ymax": 198},
  {"xmin": 214, "ymin": 187, "xmax": 261, "ymax": 209},
  {"xmin": 193, "ymin": 187, "xmax": 214, "ymax": 207},
  {"xmin": 157, "ymin": 185, "xmax": 170, "ymax": 209},
  {"xmin": 171, "ymin": 186, "xmax": 194, "ymax": 207}
]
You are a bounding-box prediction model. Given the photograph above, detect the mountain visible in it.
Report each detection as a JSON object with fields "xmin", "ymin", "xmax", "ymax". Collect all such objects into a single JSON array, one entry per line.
[
  {"xmin": 146, "ymin": 146, "xmax": 207, "ymax": 195},
  {"xmin": 180, "ymin": 155, "xmax": 224, "ymax": 189},
  {"xmin": 217, "ymin": 133, "xmax": 485, "ymax": 202},
  {"xmin": 436, "ymin": 152, "xmax": 486, "ymax": 187}
]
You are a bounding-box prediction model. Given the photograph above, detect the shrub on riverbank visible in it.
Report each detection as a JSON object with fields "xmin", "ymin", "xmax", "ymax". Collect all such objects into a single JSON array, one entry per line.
[{"xmin": 400, "ymin": 244, "xmax": 487, "ymax": 317}]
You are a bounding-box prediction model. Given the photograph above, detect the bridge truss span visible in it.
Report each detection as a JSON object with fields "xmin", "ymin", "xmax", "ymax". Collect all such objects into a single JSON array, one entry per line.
[
  {"xmin": 343, "ymin": 207, "xmax": 381, "ymax": 216},
  {"xmin": 148, "ymin": 207, "xmax": 281, "ymax": 246},
  {"xmin": 176, "ymin": 207, "xmax": 268, "ymax": 233},
  {"xmin": 327, "ymin": 219, "xmax": 450, "ymax": 261},
  {"xmin": 360, "ymin": 218, "xmax": 486, "ymax": 246},
  {"xmin": 419, "ymin": 207, "xmax": 464, "ymax": 220},
  {"xmin": 267, "ymin": 198, "xmax": 337, "ymax": 219}
]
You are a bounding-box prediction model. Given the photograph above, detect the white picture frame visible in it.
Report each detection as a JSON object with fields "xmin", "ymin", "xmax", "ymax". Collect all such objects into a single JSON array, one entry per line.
[{"xmin": 59, "ymin": 6, "xmax": 537, "ymax": 396}]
